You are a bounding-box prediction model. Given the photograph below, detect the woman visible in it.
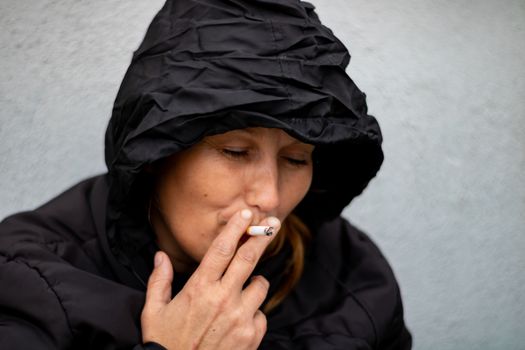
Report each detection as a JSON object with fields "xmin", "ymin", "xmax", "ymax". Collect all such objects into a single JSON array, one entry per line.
[{"xmin": 0, "ymin": 0, "xmax": 411, "ymax": 349}]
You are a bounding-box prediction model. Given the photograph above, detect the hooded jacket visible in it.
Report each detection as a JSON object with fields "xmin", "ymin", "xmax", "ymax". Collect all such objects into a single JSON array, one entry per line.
[{"xmin": 0, "ymin": 0, "xmax": 411, "ymax": 349}]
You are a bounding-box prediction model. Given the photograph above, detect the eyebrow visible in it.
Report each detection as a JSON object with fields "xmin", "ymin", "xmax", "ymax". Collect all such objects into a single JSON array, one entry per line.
[{"xmin": 226, "ymin": 128, "xmax": 314, "ymax": 147}]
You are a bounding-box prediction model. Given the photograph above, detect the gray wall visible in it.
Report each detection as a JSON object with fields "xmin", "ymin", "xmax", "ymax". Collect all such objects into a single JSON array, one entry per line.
[{"xmin": 1, "ymin": 1, "xmax": 524, "ymax": 349}]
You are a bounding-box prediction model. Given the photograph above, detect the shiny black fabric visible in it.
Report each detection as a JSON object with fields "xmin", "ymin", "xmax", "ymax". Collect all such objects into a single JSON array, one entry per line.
[
  {"xmin": 105, "ymin": 0, "xmax": 383, "ymax": 227},
  {"xmin": 0, "ymin": 0, "xmax": 410, "ymax": 348}
]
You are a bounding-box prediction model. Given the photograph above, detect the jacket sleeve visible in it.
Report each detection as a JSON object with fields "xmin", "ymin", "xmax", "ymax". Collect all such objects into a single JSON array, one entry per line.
[
  {"xmin": 0, "ymin": 254, "xmax": 73, "ymax": 349},
  {"xmin": 337, "ymin": 219, "xmax": 412, "ymax": 350},
  {"xmin": 0, "ymin": 313, "xmax": 166, "ymax": 350},
  {"xmin": 379, "ymin": 323, "xmax": 412, "ymax": 350},
  {"xmin": 0, "ymin": 253, "xmax": 161, "ymax": 350},
  {"xmin": 0, "ymin": 313, "xmax": 59, "ymax": 350},
  {"xmin": 261, "ymin": 333, "xmax": 374, "ymax": 349},
  {"xmin": 375, "ymin": 283, "xmax": 412, "ymax": 350},
  {"xmin": 338, "ymin": 220, "xmax": 412, "ymax": 350}
]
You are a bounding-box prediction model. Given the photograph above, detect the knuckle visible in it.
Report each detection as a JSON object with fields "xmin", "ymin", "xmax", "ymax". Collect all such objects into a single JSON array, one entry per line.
[
  {"xmin": 141, "ymin": 310, "xmax": 156, "ymax": 326},
  {"xmin": 211, "ymin": 238, "xmax": 235, "ymax": 258},
  {"xmin": 232, "ymin": 220, "xmax": 247, "ymax": 234},
  {"xmin": 141, "ymin": 304, "xmax": 160, "ymax": 324},
  {"xmin": 213, "ymin": 290, "xmax": 229, "ymax": 310},
  {"xmin": 183, "ymin": 284, "xmax": 199, "ymax": 301},
  {"xmin": 237, "ymin": 247, "xmax": 258, "ymax": 265},
  {"xmin": 140, "ymin": 309, "xmax": 151, "ymax": 323},
  {"xmin": 260, "ymin": 315, "xmax": 268, "ymax": 333},
  {"xmin": 147, "ymin": 275, "xmax": 171, "ymax": 289},
  {"xmin": 201, "ymin": 287, "xmax": 229, "ymax": 311},
  {"xmin": 252, "ymin": 275, "xmax": 269, "ymax": 291},
  {"xmin": 257, "ymin": 310, "xmax": 267, "ymax": 327},
  {"xmin": 235, "ymin": 325, "xmax": 256, "ymax": 344},
  {"xmin": 253, "ymin": 311, "xmax": 267, "ymax": 344},
  {"xmin": 184, "ymin": 279, "xmax": 211, "ymax": 304},
  {"xmin": 226, "ymin": 307, "xmax": 244, "ymax": 324}
]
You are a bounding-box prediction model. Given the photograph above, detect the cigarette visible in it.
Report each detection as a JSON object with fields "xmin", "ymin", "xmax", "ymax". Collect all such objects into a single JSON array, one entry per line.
[{"xmin": 246, "ymin": 226, "xmax": 274, "ymax": 236}]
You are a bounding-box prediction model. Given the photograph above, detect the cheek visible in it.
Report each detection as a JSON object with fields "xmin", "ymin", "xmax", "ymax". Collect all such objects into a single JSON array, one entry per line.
[
  {"xmin": 160, "ymin": 163, "xmax": 243, "ymax": 259},
  {"xmin": 167, "ymin": 157, "xmax": 239, "ymax": 212},
  {"xmin": 280, "ymin": 168, "xmax": 313, "ymax": 214},
  {"xmin": 192, "ymin": 165, "xmax": 242, "ymax": 208}
]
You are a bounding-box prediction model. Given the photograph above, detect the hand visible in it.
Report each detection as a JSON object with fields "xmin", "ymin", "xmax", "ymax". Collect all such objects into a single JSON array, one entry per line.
[{"xmin": 141, "ymin": 209, "xmax": 281, "ymax": 350}]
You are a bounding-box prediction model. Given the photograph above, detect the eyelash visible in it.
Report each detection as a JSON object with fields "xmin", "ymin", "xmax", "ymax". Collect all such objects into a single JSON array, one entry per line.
[{"xmin": 221, "ymin": 149, "xmax": 308, "ymax": 166}]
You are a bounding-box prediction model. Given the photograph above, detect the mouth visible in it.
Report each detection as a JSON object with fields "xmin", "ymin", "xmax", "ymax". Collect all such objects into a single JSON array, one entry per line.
[{"xmin": 217, "ymin": 213, "xmax": 264, "ymax": 248}]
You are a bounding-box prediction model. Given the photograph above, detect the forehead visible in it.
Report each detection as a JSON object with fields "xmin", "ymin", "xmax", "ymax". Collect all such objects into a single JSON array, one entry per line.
[{"xmin": 208, "ymin": 127, "xmax": 313, "ymax": 147}]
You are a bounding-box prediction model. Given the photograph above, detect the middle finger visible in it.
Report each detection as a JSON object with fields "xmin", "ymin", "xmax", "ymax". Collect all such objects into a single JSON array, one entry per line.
[{"xmin": 221, "ymin": 216, "xmax": 281, "ymax": 290}]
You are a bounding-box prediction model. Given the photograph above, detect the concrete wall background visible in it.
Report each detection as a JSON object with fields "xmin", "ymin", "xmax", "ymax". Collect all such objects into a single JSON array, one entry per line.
[{"xmin": 1, "ymin": 1, "xmax": 524, "ymax": 349}]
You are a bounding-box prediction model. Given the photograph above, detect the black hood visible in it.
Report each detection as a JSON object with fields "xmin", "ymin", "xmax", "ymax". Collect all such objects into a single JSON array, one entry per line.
[{"xmin": 105, "ymin": 0, "xmax": 384, "ymax": 229}]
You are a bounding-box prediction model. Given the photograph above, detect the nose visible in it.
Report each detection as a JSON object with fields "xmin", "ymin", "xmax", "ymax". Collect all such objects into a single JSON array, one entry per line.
[{"xmin": 245, "ymin": 162, "xmax": 280, "ymax": 215}]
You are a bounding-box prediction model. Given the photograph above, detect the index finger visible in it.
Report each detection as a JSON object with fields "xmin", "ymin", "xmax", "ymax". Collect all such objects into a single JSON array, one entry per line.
[
  {"xmin": 221, "ymin": 216, "xmax": 281, "ymax": 291},
  {"xmin": 192, "ymin": 209, "xmax": 253, "ymax": 282}
]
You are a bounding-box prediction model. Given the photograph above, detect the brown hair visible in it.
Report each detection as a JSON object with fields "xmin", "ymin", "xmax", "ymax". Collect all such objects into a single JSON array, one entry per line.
[{"xmin": 261, "ymin": 213, "xmax": 311, "ymax": 313}]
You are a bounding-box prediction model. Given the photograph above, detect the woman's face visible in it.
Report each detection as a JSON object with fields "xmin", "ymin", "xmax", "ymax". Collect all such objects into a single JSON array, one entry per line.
[{"xmin": 150, "ymin": 127, "xmax": 314, "ymax": 272}]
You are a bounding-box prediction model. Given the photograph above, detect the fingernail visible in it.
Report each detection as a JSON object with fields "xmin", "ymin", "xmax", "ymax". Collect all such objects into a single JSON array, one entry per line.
[
  {"xmin": 267, "ymin": 216, "xmax": 281, "ymax": 229},
  {"xmin": 154, "ymin": 252, "xmax": 163, "ymax": 267},
  {"xmin": 241, "ymin": 209, "xmax": 252, "ymax": 220}
]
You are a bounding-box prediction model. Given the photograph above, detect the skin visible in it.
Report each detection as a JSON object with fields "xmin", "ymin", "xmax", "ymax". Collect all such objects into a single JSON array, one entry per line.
[{"xmin": 141, "ymin": 127, "xmax": 315, "ymax": 349}]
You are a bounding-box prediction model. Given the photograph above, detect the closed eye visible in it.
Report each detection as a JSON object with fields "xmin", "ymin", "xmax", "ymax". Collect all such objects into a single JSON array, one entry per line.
[
  {"xmin": 222, "ymin": 149, "xmax": 310, "ymax": 167},
  {"xmin": 222, "ymin": 149, "xmax": 249, "ymax": 159},
  {"xmin": 282, "ymin": 156, "xmax": 309, "ymax": 167}
]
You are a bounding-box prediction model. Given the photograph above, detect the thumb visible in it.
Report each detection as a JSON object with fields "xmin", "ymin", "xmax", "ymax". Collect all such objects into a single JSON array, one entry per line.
[{"xmin": 144, "ymin": 251, "xmax": 173, "ymax": 312}]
